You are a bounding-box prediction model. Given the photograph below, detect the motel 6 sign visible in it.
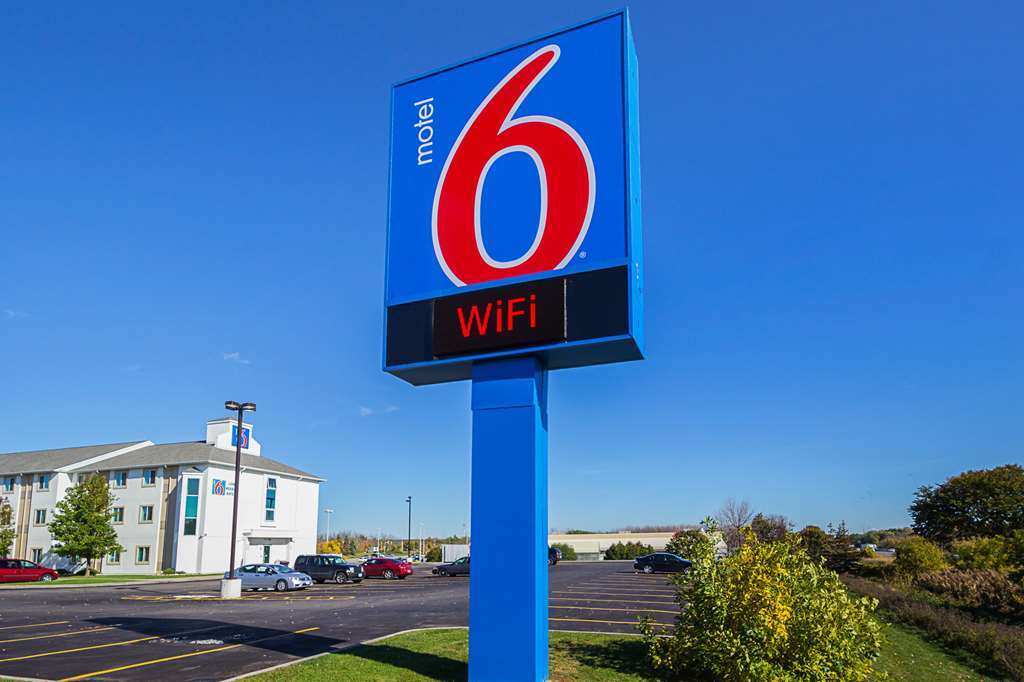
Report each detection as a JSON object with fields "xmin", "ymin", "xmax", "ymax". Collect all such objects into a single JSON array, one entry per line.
[{"xmin": 385, "ymin": 11, "xmax": 643, "ymax": 385}]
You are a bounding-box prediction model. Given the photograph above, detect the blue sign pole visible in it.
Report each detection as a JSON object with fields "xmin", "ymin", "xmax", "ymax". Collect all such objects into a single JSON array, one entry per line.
[{"xmin": 469, "ymin": 357, "xmax": 548, "ymax": 681}]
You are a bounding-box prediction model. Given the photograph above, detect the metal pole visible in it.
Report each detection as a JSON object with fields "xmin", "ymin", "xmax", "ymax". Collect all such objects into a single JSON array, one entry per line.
[
  {"xmin": 406, "ymin": 496, "xmax": 412, "ymax": 557},
  {"xmin": 228, "ymin": 408, "xmax": 243, "ymax": 580}
]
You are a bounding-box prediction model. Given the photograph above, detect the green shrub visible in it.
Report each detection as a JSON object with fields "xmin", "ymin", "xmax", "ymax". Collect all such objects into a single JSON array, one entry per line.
[
  {"xmin": 952, "ymin": 536, "xmax": 1013, "ymax": 570},
  {"xmin": 642, "ymin": 527, "xmax": 881, "ymax": 681},
  {"xmin": 666, "ymin": 529, "xmax": 708, "ymax": 559},
  {"xmin": 603, "ymin": 541, "xmax": 653, "ymax": 561},
  {"xmin": 862, "ymin": 546, "xmax": 876, "ymax": 558},
  {"xmin": 425, "ymin": 546, "xmax": 442, "ymax": 562},
  {"xmin": 550, "ymin": 543, "xmax": 576, "ymax": 561},
  {"xmin": 894, "ymin": 536, "xmax": 947, "ymax": 578}
]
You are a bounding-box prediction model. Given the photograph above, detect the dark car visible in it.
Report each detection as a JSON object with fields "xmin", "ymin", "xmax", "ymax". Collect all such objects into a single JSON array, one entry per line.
[
  {"xmin": 634, "ymin": 552, "xmax": 692, "ymax": 574},
  {"xmin": 432, "ymin": 556, "xmax": 470, "ymax": 576},
  {"xmin": 548, "ymin": 546, "xmax": 562, "ymax": 566},
  {"xmin": 361, "ymin": 557, "xmax": 413, "ymax": 579},
  {"xmin": 0, "ymin": 558, "xmax": 60, "ymax": 583},
  {"xmin": 294, "ymin": 554, "xmax": 365, "ymax": 584}
]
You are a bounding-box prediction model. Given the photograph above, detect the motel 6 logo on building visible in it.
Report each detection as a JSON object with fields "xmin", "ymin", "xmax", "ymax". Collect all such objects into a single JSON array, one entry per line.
[{"xmin": 387, "ymin": 12, "xmax": 636, "ymax": 304}]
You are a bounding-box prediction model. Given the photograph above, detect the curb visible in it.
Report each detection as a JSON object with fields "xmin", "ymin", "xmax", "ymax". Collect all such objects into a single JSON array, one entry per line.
[{"xmin": 0, "ymin": 575, "xmax": 219, "ymax": 590}]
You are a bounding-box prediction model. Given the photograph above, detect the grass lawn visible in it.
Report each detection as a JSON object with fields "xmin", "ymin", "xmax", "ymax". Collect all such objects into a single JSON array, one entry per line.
[
  {"xmin": 251, "ymin": 622, "xmax": 1001, "ymax": 681},
  {"xmin": 253, "ymin": 629, "xmax": 649, "ymax": 681},
  {"xmin": 18, "ymin": 573, "xmax": 218, "ymax": 586},
  {"xmin": 874, "ymin": 621, "xmax": 1006, "ymax": 681}
]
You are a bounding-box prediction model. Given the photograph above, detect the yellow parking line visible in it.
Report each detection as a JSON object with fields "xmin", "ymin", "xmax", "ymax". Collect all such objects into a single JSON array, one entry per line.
[
  {"xmin": 0, "ymin": 626, "xmax": 116, "ymax": 644},
  {"xmin": 0, "ymin": 620, "xmax": 69, "ymax": 632},
  {"xmin": 0, "ymin": 624, "xmax": 230, "ymax": 663},
  {"xmin": 573, "ymin": 584, "xmax": 676, "ymax": 592},
  {"xmin": 550, "ymin": 605, "xmax": 678, "ymax": 615},
  {"xmin": 550, "ymin": 596, "xmax": 675, "ymax": 605},
  {"xmin": 58, "ymin": 627, "xmax": 320, "ymax": 681},
  {"xmin": 550, "ymin": 617, "xmax": 672, "ymax": 627}
]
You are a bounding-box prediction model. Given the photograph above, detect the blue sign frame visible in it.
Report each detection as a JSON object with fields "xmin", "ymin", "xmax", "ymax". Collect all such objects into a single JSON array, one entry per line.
[{"xmin": 384, "ymin": 10, "xmax": 643, "ymax": 385}]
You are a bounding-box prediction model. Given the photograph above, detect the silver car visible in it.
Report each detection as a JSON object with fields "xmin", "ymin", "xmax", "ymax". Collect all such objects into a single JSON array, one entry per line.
[{"xmin": 224, "ymin": 563, "xmax": 313, "ymax": 592}]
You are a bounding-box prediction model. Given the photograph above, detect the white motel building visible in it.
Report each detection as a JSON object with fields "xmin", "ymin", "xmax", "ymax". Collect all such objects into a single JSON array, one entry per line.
[{"xmin": 0, "ymin": 417, "xmax": 322, "ymax": 574}]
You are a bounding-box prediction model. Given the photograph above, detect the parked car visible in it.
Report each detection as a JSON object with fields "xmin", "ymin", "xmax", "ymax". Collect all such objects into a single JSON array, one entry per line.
[
  {"xmin": 548, "ymin": 546, "xmax": 562, "ymax": 566},
  {"xmin": 294, "ymin": 554, "xmax": 364, "ymax": 584},
  {"xmin": 225, "ymin": 563, "xmax": 312, "ymax": 591},
  {"xmin": 633, "ymin": 552, "xmax": 692, "ymax": 574},
  {"xmin": 432, "ymin": 556, "xmax": 470, "ymax": 576},
  {"xmin": 361, "ymin": 556, "xmax": 413, "ymax": 579},
  {"xmin": 0, "ymin": 558, "xmax": 60, "ymax": 583}
]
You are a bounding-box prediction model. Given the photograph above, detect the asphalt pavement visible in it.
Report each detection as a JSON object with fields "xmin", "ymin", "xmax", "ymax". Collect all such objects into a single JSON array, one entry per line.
[{"xmin": 0, "ymin": 561, "xmax": 678, "ymax": 681}]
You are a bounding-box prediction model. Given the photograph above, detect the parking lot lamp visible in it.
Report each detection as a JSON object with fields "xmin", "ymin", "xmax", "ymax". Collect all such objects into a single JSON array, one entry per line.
[
  {"xmin": 224, "ymin": 400, "xmax": 256, "ymax": 593},
  {"xmin": 322, "ymin": 508, "xmax": 334, "ymax": 542},
  {"xmin": 406, "ymin": 496, "xmax": 412, "ymax": 558}
]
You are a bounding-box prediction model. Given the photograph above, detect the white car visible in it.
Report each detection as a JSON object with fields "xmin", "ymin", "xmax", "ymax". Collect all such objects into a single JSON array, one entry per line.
[{"xmin": 225, "ymin": 563, "xmax": 313, "ymax": 591}]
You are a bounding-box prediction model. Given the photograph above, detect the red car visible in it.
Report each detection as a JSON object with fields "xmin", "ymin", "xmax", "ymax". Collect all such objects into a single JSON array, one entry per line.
[
  {"xmin": 0, "ymin": 558, "xmax": 60, "ymax": 583},
  {"xmin": 361, "ymin": 557, "xmax": 413, "ymax": 579}
]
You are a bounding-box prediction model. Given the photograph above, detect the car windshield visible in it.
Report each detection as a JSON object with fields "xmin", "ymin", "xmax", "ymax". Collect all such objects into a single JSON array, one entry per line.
[{"xmin": 274, "ymin": 565, "xmax": 295, "ymax": 573}]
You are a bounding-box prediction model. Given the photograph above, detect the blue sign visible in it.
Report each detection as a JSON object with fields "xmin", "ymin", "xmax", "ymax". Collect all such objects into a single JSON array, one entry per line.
[
  {"xmin": 385, "ymin": 10, "xmax": 643, "ymax": 385},
  {"xmin": 231, "ymin": 425, "xmax": 250, "ymax": 448},
  {"xmin": 211, "ymin": 479, "xmax": 235, "ymax": 496}
]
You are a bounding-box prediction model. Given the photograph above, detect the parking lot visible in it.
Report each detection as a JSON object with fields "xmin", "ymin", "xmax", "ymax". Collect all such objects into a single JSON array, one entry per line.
[{"xmin": 0, "ymin": 562, "xmax": 678, "ymax": 681}]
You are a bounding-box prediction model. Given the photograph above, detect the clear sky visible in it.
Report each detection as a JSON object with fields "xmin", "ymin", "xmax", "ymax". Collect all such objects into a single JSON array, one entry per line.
[{"xmin": 1, "ymin": 2, "xmax": 1021, "ymax": 538}]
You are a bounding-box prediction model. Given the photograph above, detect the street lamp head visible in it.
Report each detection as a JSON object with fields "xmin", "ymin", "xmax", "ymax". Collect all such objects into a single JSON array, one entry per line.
[
  {"xmin": 406, "ymin": 496, "xmax": 412, "ymax": 503},
  {"xmin": 241, "ymin": 402, "xmax": 256, "ymax": 412},
  {"xmin": 224, "ymin": 401, "xmax": 240, "ymax": 411}
]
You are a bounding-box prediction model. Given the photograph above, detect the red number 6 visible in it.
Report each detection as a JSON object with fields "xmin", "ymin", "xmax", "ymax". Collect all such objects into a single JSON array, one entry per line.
[{"xmin": 432, "ymin": 45, "xmax": 595, "ymax": 286}]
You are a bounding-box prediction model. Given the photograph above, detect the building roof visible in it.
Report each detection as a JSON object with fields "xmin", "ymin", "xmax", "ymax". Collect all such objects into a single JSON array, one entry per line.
[
  {"xmin": 0, "ymin": 442, "xmax": 146, "ymax": 475},
  {"xmin": 66, "ymin": 442, "xmax": 323, "ymax": 481}
]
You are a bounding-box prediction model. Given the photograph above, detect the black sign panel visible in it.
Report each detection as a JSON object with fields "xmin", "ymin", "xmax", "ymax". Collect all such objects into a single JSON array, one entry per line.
[{"xmin": 433, "ymin": 278, "xmax": 566, "ymax": 357}]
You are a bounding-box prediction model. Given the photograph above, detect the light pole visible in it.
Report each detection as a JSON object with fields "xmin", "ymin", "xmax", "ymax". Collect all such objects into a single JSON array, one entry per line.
[
  {"xmin": 222, "ymin": 400, "xmax": 255, "ymax": 599},
  {"xmin": 323, "ymin": 508, "xmax": 334, "ymax": 542},
  {"xmin": 405, "ymin": 496, "xmax": 412, "ymax": 558}
]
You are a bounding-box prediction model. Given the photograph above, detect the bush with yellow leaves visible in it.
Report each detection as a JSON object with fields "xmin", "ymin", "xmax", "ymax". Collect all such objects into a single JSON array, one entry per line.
[{"xmin": 641, "ymin": 521, "xmax": 882, "ymax": 681}]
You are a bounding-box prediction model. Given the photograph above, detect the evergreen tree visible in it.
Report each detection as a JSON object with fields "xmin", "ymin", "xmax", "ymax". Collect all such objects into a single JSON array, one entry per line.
[
  {"xmin": 0, "ymin": 497, "xmax": 15, "ymax": 557},
  {"xmin": 48, "ymin": 476, "xmax": 122, "ymax": 575}
]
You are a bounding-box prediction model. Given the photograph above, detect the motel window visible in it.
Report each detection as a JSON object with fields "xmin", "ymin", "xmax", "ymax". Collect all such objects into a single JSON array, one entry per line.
[
  {"xmin": 112, "ymin": 471, "xmax": 127, "ymax": 488},
  {"xmin": 107, "ymin": 549, "xmax": 121, "ymax": 565},
  {"xmin": 142, "ymin": 469, "xmax": 157, "ymax": 486},
  {"xmin": 139, "ymin": 505, "xmax": 154, "ymax": 523},
  {"xmin": 264, "ymin": 478, "xmax": 277, "ymax": 522},
  {"xmin": 33, "ymin": 509, "xmax": 46, "ymax": 525},
  {"xmin": 3, "ymin": 477, "xmax": 14, "ymax": 492},
  {"xmin": 37, "ymin": 474, "xmax": 49, "ymax": 491},
  {"xmin": 183, "ymin": 478, "xmax": 199, "ymax": 536},
  {"xmin": 111, "ymin": 507, "xmax": 124, "ymax": 524},
  {"xmin": 31, "ymin": 548, "xmax": 42, "ymax": 563},
  {"xmin": 135, "ymin": 546, "xmax": 151, "ymax": 564}
]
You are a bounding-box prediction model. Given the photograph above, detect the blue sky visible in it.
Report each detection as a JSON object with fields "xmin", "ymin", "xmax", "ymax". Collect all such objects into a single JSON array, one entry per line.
[{"xmin": 1, "ymin": 2, "xmax": 1021, "ymax": 538}]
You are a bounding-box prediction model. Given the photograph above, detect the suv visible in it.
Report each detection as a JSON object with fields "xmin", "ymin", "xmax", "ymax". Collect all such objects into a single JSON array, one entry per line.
[{"xmin": 294, "ymin": 555, "xmax": 365, "ymax": 584}]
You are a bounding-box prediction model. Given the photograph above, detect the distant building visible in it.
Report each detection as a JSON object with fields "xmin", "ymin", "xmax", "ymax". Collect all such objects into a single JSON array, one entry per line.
[{"xmin": 0, "ymin": 417, "xmax": 322, "ymax": 574}]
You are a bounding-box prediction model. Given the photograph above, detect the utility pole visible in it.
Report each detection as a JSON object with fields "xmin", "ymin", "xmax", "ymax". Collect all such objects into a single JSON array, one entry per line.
[
  {"xmin": 405, "ymin": 496, "xmax": 412, "ymax": 558},
  {"xmin": 221, "ymin": 400, "xmax": 255, "ymax": 599},
  {"xmin": 323, "ymin": 508, "xmax": 334, "ymax": 543}
]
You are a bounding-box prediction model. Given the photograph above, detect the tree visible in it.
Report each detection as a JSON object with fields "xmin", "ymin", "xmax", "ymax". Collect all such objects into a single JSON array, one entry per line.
[
  {"xmin": 48, "ymin": 476, "xmax": 122, "ymax": 575},
  {"xmin": 910, "ymin": 464, "xmax": 1024, "ymax": 545},
  {"xmin": 550, "ymin": 543, "xmax": 577, "ymax": 560},
  {"xmin": 0, "ymin": 497, "xmax": 15, "ymax": 557},
  {"xmin": 716, "ymin": 498, "xmax": 754, "ymax": 551},
  {"xmin": 750, "ymin": 513, "xmax": 789, "ymax": 543},
  {"xmin": 604, "ymin": 541, "xmax": 653, "ymax": 560}
]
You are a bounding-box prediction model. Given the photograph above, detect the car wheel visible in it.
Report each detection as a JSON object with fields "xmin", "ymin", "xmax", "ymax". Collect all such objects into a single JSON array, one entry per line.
[
  {"xmin": 40, "ymin": 574, "xmax": 54, "ymax": 582},
  {"xmin": 642, "ymin": 565, "xmax": 654, "ymax": 574},
  {"xmin": 275, "ymin": 579, "xmax": 288, "ymax": 592},
  {"xmin": 438, "ymin": 569, "xmax": 448, "ymax": 577},
  {"xmin": 383, "ymin": 569, "xmax": 395, "ymax": 580},
  {"xmin": 334, "ymin": 572, "xmax": 347, "ymax": 584}
]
